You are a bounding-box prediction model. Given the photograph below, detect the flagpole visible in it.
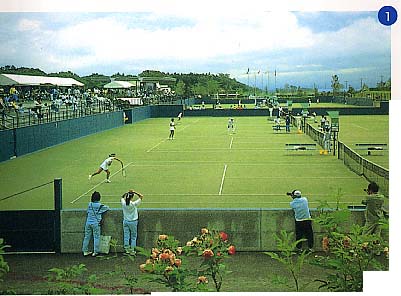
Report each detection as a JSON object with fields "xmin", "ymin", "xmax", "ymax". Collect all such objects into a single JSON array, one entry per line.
[
  {"xmin": 247, "ymin": 68, "xmax": 250, "ymax": 98},
  {"xmin": 254, "ymin": 71, "xmax": 256, "ymax": 96}
]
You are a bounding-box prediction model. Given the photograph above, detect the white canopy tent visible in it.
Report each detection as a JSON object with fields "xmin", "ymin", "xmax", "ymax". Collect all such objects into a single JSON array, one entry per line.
[
  {"xmin": 103, "ymin": 81, "xmax": 134, "ymax": 89},
  {"xmin": 0, "ymin": 73, "xmax": 84, "ymax": 87}
]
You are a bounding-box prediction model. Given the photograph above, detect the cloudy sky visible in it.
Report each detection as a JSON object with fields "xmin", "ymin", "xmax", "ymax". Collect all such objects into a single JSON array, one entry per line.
[{"xmin": 0, "ymin": 3, "xmax": 392, "ymax": 90}]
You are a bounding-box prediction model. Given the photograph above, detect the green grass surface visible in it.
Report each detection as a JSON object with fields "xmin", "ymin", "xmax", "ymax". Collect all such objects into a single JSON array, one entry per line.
[{"xmin": 0, "ymin": 115, "xmax": 388, "ymax": 211}]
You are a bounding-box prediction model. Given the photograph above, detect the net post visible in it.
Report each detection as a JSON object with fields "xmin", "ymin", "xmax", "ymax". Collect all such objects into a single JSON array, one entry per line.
[{"xmin": 54, "ymin": 178, "xmax": 62, "ymax": 253}]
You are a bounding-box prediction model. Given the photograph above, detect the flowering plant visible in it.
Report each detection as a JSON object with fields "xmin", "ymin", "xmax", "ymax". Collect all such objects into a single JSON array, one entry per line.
[
  {"xmin": 137, "ymin": 234, "xmax": 201, "ymax": 292},
  {"xmin": 314, "ymin": 208, "xmax": 389, "ymax": 292},
  {"xmin": 185, "ymin": 228, "xmax": 236, "ymax": 292},
  {"xmin": 137, "ymin": 229, "xmax": 235, "ymax": 292}
]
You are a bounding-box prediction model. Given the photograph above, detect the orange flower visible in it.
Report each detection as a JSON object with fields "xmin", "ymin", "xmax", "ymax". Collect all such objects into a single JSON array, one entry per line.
[
  {"xmin": 201, "ymin": 228, "xmax": 209, "ymax": 235},
  {"xmin": 139, "ymin": 264, "xmax": 146, "ymax": 272},
  {"xmin": 322, "ymin": 236, "xmax": 329, "ymax": 252},
  {"xmin": 169, "ymin": 253, "xmax": 176, "ymax": 265},
  {"xmin": 174, "ymin": 258, "xmax": 182, "ymax": 267},
  {"xmin": 197, "ymin": 276, "xmax": 208, "ymax": 284},
  {"xmin": 219, "ymin": 231, "xmax": 228, "ymax": 241},
  {"xmin": 202, "ymin": 249, "xmax": 214, "ymax": 258},
  {"xmin": 159, "ymin": 252, "xmax": 170, "ymax": 261},
  {"xmin": 228, "ymin": 245, "xmax": 236, "ymax": 255},
  {"xmin": 159, "ymin": 234, "xmax": 168, "ymax": 241}
]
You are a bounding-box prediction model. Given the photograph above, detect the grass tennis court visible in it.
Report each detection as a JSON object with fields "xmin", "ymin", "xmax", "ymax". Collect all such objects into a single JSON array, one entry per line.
[{"xmin": 0, "ymin": 115, "xmax": 388, "ymax": 211}]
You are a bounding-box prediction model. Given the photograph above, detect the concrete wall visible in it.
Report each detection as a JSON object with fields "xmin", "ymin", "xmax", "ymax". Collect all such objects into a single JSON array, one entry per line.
[{"xmin": 61, "ymin": 208, "xmax": 365, "ymax": 253}]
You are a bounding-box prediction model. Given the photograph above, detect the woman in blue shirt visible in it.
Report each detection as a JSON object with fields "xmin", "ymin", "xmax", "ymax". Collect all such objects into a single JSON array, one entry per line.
[{"xmin": 82, "ymin": 191, "xmax": 109, "ymax": 256}]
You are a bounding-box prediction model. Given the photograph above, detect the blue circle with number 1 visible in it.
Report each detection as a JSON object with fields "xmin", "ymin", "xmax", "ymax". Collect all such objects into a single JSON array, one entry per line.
[{"xmin": 378, "ymin": 6, "xmax": 398, "ymax": 26}]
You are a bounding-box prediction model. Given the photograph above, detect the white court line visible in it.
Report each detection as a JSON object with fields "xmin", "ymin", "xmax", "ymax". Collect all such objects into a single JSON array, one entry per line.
[
  {"xmin": 147, "ymin": 139, "xmax": 166, "ymax": 153},
  {"xmin": 146, "ymin": 120, "xmax": 200, "ymax": 153},
  {"xmin": 97, "ymin": 193, "xmax": 365, "ymax": 197},
  {"xmin": 126, "ymin": 162, "xmax": 342, "ymax": 166},
  {"xmin": 351, "ymin": 123, "xmax": 369, "ymax": 131},
  {"xmin": 226, "ymin": 176, "xmax": 362, "ymax": 179},
  {"xmin": 74, "ymin": 200, "xmax": 365, "ymax": 205},
  {"xmin": 218, "ymin": 164, "xmax": 228, "ymax": 195},
  {"xmin": 70, "ymin": 162, "xmax": 134, "ymax": 204},
  {"xmin": 151, "ymin": 148, "xmax": 289, "ymax": 152},
  {"xmin": 229, "ymin": 137, "xmax": 233, "ymax": 149}
]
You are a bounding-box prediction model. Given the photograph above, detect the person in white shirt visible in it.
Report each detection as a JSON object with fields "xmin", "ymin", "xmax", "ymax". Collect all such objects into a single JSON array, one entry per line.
[
  {"xmin": 121, "ymin": 189, "xmax": 144, "ymax": 254},
  {"xmin": 227, "ymin": 118, "xmax": 235, "ymax": 133},
  {"xmin": 89, "ymin": 153, "xmax": 123, "ymax": 183},
  {"xmin": 169, "ymin": 118, "xmax": 176, "ymax": 139}
]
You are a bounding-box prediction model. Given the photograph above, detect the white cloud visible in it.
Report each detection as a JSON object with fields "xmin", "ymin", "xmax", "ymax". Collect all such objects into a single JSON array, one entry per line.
[
  {"xmin": 17, "ymin": 18, "xmax": 41, "ymax": 31},
  {"xmin": 46, "ymin": 11, "xmax": 317, "ymax": 67},
  {"xmin": 0, "ymin": 10, "xmax": 390, "ymax": 87}
]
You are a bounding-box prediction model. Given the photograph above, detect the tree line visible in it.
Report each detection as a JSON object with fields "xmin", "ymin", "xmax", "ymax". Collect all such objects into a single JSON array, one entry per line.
[{"xmin": 0, "ymin": 66, "xmax": 251, "ymax": 97}]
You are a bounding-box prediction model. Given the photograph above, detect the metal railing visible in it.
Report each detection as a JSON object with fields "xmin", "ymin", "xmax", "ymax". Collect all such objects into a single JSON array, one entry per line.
[
  {"xmin": 1, "ymin": 100, "xmax": 118, "ymax": 130},
  {"xmin": 302, "ymin": 120, "xmax": 389, "ymax": 197}
]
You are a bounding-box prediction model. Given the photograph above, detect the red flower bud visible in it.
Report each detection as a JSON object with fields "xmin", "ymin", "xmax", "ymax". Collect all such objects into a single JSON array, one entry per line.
[
  {"xmin": 219, "ymin": 231, "xmax": 228, "ymax": 241},
  {"xmin": 228, "ymin": 245, "xmax": 236, "ymax": 255}
]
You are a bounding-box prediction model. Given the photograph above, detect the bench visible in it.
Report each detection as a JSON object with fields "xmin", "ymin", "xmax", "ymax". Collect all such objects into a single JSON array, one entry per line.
[
  {"xmin": 285, "ymin": 143, "xmax": 317, "ymax": 154},
  {"xmin": 355, "ymin": 143, "xmax": 388, "ymax": 156},
  {"xmin": 272, "ymin": 125, "xmax": 287, "ymax": 132}
]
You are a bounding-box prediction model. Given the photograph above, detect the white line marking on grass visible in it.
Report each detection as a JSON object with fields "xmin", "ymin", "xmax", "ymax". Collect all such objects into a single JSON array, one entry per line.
[
  {"xmin": 351, "ymin": 123, "xmax": 369, "ymax": 131},
  {"xmin": 179, "ymin": 119, "xmax": 200, "ymax": 133},
  {"xmin": 151, "ymin": 148, "xmax": 287, "ymax": 152},
  {"xmin": 227, "ymin": 176, "xmax": 362, "ymax": 180},
  {"xmin": 229, "ymin": 137, "xmax": 233, "ymax": 149},
  {"xmin": 129, "ymin": 161, "xmax": 342, "ymax": 166},
  {"xmin": 75, "ymin": 200, "xmax": 365, "ymax": 205},
  {"xmin": 147, "ymin": 139, "xmax": 166, "ymax": 152},
  {"xmin": 71, "ymin": 162, "xmax": 134, "ymax": 204},
  {"xmin": 218, "ymin": 164, "xmax": 228, "ymax": 195}
]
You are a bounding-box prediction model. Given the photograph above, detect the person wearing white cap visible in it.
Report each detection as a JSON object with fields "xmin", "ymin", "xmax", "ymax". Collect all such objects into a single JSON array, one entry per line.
[{"xmin": 289, "ymin": 190, "xmax": 314, "ymax": 252}]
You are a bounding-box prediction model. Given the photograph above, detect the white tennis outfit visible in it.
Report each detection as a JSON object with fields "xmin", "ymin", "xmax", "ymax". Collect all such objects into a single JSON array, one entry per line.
[{"xmin": 100, "ymin": 157, "xmax": 114, "ymax": 170}]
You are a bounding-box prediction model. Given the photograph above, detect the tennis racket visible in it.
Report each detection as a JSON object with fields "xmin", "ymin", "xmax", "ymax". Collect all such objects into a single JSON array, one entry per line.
[{"xmin": 121, "ymin": 162, "xmax": 126, "ymax": 177}]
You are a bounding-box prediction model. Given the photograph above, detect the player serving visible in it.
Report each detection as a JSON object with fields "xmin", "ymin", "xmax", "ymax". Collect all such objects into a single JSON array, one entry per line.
[{"xmin": 89, "ymin": 153, "xmax": 124, "ymax": 183}]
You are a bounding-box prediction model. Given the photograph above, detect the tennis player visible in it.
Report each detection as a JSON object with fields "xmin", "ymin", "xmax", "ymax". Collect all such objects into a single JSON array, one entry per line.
[
  {"xmin": 89, "ymin": 153, "xmax": 123, "ymax": 183},
  {"xmin": 169, "ymin": 118, "xmax": 176, "ymax": 139}
]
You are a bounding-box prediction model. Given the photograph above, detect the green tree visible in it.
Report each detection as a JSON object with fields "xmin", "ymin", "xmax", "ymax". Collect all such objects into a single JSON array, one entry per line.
[
  {"xmin": 174, "ymin": 80, "xmax": 186, "ymax": 97},
  {"xmin": 331, "ymin": 75, "xmax": 343, "ymax": 96}
]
